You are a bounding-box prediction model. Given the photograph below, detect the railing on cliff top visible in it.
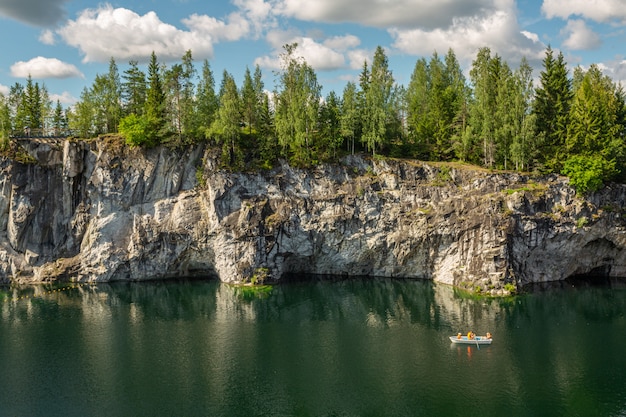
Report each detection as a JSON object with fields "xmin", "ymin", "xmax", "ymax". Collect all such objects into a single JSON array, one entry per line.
[{"xmin": 9, "ymin": 128, "xmax": 77, "ymax": 140}]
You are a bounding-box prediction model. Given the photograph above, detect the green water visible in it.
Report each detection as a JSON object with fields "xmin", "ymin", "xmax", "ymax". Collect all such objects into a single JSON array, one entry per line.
[{"xmin": 1, "ymin": 278, "xmax": 625, "ymax": 417}]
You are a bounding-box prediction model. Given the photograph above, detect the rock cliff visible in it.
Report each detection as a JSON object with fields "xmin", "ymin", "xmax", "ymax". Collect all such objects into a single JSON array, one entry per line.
[{"xmin": 1, "ymin": 137, "xmax": 626, "ymax": 294}]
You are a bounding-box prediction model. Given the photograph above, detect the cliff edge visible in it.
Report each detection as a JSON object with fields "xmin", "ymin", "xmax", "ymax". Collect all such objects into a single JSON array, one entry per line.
[{"xmin": 2, "ymin": 137, "xmax": 625, "ymax": 295}]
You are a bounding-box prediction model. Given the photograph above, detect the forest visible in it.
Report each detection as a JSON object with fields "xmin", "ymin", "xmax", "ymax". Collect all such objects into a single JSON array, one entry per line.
[{"xmin": 1, "ymin": 44, "xmax": 625, "ymax": 194}]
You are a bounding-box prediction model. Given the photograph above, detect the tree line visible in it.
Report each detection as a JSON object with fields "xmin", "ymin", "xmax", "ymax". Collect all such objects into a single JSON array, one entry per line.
[{"xmin": 1, "ymin": 44, "xmax": 625, "ymax": 193}]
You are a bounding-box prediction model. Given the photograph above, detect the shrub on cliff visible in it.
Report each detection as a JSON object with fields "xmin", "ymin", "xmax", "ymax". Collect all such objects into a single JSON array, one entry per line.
[
  {"xmin": 562, "ymin": 154, "xmax": 616, "ymax": 194},
  {"xmin": 119, "ymin": 113, "xmax": 159, "ymax": 147}
]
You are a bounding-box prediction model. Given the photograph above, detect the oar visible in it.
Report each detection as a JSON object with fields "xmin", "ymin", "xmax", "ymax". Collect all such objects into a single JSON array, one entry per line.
[{"xmin": 475, "ymin": 336, "xmax": 480, "ymax": 350}]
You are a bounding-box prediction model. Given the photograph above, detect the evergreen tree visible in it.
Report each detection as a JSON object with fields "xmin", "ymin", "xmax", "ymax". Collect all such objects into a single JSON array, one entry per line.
[
  {"xmin": 164, "ymin": 63, "xmax": 185, "ymax": 139},
  {"xmin": 257, "ymin": 92, "xmax": 277, "ymax": 168},
  {"xmin": 209, "ymin": 71, "xmax": 243, "ymax": 168},
  {"xmin": 406, "ymin": 57, "xmax": 430, "ymax": 157},
  {"xmin": 180, "ymin": 50, "xmax": 197, "ymax": 141},
  {"xmin": 122, "ymin": 60, "xmax": 147, "ymax": 116},
  {"xmin": 240, "ymin": 66, "xmax": 257, "ymax": 135},
  {"xmin": 145, "ymin": 51, "xmax": 168, "ymax": 142},
  {"xmin": 52, "ymin": 100, "xmax": 66, "ymax": 136},
  {"xmin": 25, "ymin": 75, "xmax": 42, "ymax": 132},
  {"xmin": 0, "ymin": 93, "xmax": 10, "ymax": 146},
  {"xmin": 444, "ymin": 48, "xmax": 470, "ymax": 161},
  {"xmin": 104, "ymin": 58, "xmax": 122, "ymax": 133},
  {"xmin": 196, "ymin": 59, "xmax": 218, "ymax": 136},
  {"xmin": 533, "ymin": 46, "xmax": 573, "ymax": 171},
  {"xmin": 565, "ymin": 64, "xmax": 625, "ymax": 186},
  {"xmin": 340, "ymin": 81, "xmax": 359, "ymax": 155},
  {"xmin": 361, "ymin": 46, "xmax": 394, "ymax": 155},
  {"xmin": 318, "ymin": 91, "xmax": 342, "ymax": 159}
]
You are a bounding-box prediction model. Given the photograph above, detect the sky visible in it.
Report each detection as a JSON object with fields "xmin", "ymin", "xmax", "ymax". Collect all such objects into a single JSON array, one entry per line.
[{"xmin": 1, "ymin": 0, "xmax": 626, "ymax": 107}]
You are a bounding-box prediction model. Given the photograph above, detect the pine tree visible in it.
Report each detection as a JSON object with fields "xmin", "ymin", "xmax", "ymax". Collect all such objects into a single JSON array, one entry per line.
[
  {"xmin": 122, "ymin": 61, "xmax": 146, "ymax": 116},
  {"xmin": 145, "ymin": 51, "xmax": 168, "ymax": 143},
  {"xmin": 340, "ymin": 81, "xmax": 359, "ymax": 155},
  {"xmin": 533, "ymin": 46, "xmax": 573, "ymax": 171},
  {"xmin": 406, "ymin": 57, "xmax": 430, "ymax": 157},
  {"xmin": 241, "ymin": 66, "xmax": 257, "ymax": 135},
  {"xmin": 180, "ymin": 50, "xmax": 197, "ymax": 141},
  {"xmin": 319, "ymin": 91, "xmax": 342, "ymax": 159},
  {"xmin": 209, "ymin": 71, "xmax": 242, "ymax": 168},
  {"xmin": 197, "ymin": 60, "xmax": 218, "ymax": 136}
]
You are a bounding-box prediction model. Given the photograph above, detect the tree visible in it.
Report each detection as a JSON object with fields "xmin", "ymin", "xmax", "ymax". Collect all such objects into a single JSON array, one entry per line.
[
  {"xmin": 180, "ymin": 50, "xmax": 197, "ymax": 141},
  {"xmin": 164, "ymin": 63, "xmax": 185, "ymax": 139},
  {"xmin": 122, "ymin": 60, "xmax": 146, "ymax": 116},
  {"xmin": 509, "ymin": 57, "xmax": 537, "ymax": 171},
  {"xmin": 318, "ymin": 91, "xmax": 342, "ymax": 159},
  {"xmin": 406, "ymin": 57, "xmax": 430, "ymax": 157},
  {"xmin": 52, "ymin": 100, "xmax": 67, "ymax": 136},
  {"xmin": 533, "ymin": 46, "xmax": 573, "ymax": 171},
  {"xmin": 563, "ymin": 64, "xmax": 625, "ymax": 187},
  {"xmin": 145, "ymin": 51, "xmax": 168, "ymax": 142},
  {"xmin": 257, "ymin": 92, "xmax": 277, "ymax": 168},
  {"xmin": 103, "ymin": 58, "xmax": 122, "ymax": 133},
  {"xmin": 468, "ymin": 47, "xmax": 498, "ymax": 167},
  {"xmin": 69, "ymin": 87, "xmax": 95, "ymax": 138},
  {"xmin": 274, "ymin": 43, "xmax": 321, "ymax": 165},
  {"xmin": 241, "ymin": 66, "xmax": 257, "ymax": 135},
  {"xmin": 340, "ymin": 81, "xmax": 359, "ymax": 155},
  {"xmin": 196, "ymin": 59, "xmax": 218, "ymax": 136},
  {"xmin": 0, "ymin": 93, "xmax": 10, "ymax": 147},
  {"xmin": 361, "ymin": 46, "xmax": 394, "ymax": 155},
  {"xmin": 209, "ymin": 71, "xmax": 243, "ymax": 168}
]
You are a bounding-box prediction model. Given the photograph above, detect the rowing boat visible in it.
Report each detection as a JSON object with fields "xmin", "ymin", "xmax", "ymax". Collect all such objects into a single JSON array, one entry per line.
[{"xmin": 449, "ymin": 335, "xmax": 492, "ymax": 345}]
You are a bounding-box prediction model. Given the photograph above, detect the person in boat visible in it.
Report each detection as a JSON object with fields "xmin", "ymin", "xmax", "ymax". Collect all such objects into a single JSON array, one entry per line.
[
  {"xmin": 467, "ymin": 331, "xmax": 475, "ymax": 340},
  {"xmin": 457, "ymin": 333, "xmax": 462, "ymax": 339},
  {"xmin": 486, "ymin": 332, "xmax": 492, "ymax": 339}
]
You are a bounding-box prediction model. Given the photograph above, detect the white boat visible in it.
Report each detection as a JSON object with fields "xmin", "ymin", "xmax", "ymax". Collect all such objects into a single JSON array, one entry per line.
[{"xmin": 449, "ymin": 335, "xmax": 492, "ymax": 345}]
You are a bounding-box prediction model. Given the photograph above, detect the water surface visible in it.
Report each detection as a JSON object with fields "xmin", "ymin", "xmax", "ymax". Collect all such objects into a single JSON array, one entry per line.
[{"xmin": 1, "ymin": 278, "xmax": 625, "ymax": 416}]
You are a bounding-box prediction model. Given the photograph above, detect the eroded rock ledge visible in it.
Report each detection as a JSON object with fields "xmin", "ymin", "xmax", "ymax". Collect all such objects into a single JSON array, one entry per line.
[{"xmin": 1, "ymin": 137, "xmax": 625, "ymax": 295}]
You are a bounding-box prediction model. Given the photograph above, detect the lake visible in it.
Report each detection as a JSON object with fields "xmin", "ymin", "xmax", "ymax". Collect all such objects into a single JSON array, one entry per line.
[{"xmin": 1, "ymin": 277, "xmax": 625, "ymax": 417}]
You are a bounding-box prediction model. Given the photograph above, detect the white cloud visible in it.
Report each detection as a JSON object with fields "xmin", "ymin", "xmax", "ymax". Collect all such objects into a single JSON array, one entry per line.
[
  {"xmin": 323, "ymin": 35, "xmax": 361, "ymax": 51},
  {"xmin": 593, "ymin": 58, "xmax": 626, "ymax": 87},
  {"xmin": 255, "ymin": 35, "xmax": 347, "ymax": 71},
  {"xmin": 0, "ymin": 0, "xmax": 69, "ymax": 27},
  {"xmin": 57, "ymin": 5, "xmax": 251, "ymax": 63},
  {"xmin": 50, "ymin": 91, "xmax": 78, "ymax": 106},
  {"xmin": 561, "ymin": 19, "xmax": 602, "ymax": 51},
  {"xmin": 182, "ymin": 12, "xmax": 250, "ymax": 42},
  {"xmin": 542, "ymin": 0, "xmax": 626, "ymax": 23},
  {"xmin": 39, "ymin": 29, "xmax": 55, "ymax": 45},
  {"xmin": 0, "ymin": 84, "xmax": 9, "ymax": 96},
  {"xmin": 273, "ymin": 0, "xmax": 494, "ymax": 30},
  {"xmin": 390, "ymin": 4, "xmax": 545, "ymax": 69},
  {"xmin": 10, "ymin": 57, "xmax": 84, "ymax": 79}
]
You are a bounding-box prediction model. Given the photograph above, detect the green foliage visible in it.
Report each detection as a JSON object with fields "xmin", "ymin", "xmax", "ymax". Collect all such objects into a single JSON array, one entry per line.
[
  {"xmin": 533, "ymin": 46, "xmax": 573, "ymax": 171},
  {"xmin": 503, "ymin": 283, "xmax": 517, "ymax": 294},
  {"xmin": 119, "ymin": 113, "xmax": 156, "ymax": 147},
  {"xmin": 562, "ymin": 154, "xmax": 616, "ymax": 194},
  {"xmin": 576, "ymin": 216, "xmax": 588, "ymax": 228}
]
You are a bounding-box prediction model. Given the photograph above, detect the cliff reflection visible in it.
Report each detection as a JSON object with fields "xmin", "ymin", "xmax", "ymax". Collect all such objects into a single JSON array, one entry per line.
[{"xmin": 1, "ymin": 277, "xmax": 515, "ymax": 328}]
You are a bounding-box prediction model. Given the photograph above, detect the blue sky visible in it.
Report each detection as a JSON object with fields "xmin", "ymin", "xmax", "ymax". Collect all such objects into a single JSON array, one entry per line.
[{"xmin": 1, "ymin": 0, "xmax": 625, "ymax": 106}]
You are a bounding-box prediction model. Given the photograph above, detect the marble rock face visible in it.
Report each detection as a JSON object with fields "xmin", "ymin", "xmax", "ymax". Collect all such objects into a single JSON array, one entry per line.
[{"xmin": 1, "ymin": 138, "xmax": 625, "ymax": 295}]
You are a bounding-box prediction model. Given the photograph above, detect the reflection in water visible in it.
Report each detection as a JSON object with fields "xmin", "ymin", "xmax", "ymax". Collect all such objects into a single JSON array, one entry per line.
[{"xmin": 1, "ymin": 278, "xmax": 626, "ymax": 417}]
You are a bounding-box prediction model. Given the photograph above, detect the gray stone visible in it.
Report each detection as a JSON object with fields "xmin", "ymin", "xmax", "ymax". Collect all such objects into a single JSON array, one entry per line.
[{"xmin": 1, "ymin": 137, "xmax": 626, "ymax": 295}]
